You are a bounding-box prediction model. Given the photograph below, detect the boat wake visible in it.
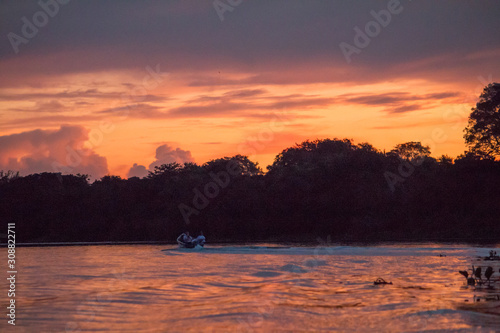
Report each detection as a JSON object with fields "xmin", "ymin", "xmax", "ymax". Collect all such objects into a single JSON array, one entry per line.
[{"xmin": 161, "ymin": 245, "xmax": 486, "ymax": 257}]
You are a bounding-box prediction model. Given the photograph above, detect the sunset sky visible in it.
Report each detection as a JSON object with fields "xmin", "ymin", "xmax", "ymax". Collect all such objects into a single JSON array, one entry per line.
[{"xmin": 1, "ymin": 0, "xmax": 499, "ymax": 179}]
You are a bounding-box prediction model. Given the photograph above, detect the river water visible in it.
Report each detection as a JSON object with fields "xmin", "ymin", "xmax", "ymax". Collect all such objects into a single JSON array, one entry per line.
[{"xmin": 3, "ymin": 244, "xmax": 500, "ymax": 332}]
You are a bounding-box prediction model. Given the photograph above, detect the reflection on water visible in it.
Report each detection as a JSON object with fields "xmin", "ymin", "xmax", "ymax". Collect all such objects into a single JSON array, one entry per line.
[{"xmin": 3, "ymin": 244, "xmax": 500, "ymax": 332}]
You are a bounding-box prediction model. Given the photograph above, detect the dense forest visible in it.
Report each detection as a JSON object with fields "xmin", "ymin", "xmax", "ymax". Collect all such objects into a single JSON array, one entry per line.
[
  {"xmin": 1, "ymin": 140, "xmax": 499, "ymax": 244},
  {"xmin": 1, "ymin": 83, "xmax": 500, "ymax": 244}
]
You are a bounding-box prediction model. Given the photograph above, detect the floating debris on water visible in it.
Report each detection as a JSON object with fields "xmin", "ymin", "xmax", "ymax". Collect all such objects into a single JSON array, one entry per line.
[
  {"xmin": 473, "ymin": 294, "xmax": 500, "ymax": 302},
  {"xmin": 478, "ymin": 250, "xmax": 500, "ymax": 261},
  {"xmin": 374, "ymin": 278, "xmax": 392, "ymax": 285}
]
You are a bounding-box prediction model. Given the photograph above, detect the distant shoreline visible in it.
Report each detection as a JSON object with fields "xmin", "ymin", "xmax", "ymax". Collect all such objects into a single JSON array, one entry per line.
[
  {"xmin": 3, "ymin": 140, "xmax": 500, "ymax": 249},
  {"xmin": 2, "ymin": 238, "xmax": 499, "ymax": 247}
]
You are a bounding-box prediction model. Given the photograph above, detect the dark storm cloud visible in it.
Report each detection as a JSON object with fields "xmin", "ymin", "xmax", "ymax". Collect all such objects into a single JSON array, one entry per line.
[{"xmin": 1, "ymin": 0, "xmax": 498, "ymax": 84}]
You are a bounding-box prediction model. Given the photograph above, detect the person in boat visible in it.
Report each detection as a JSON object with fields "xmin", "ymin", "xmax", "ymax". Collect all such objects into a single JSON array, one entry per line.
[
  {"xmin": 192, "ymin": 231, "xmax": 206, "ymax": 246},
  {"xmin": 177, "ymin": 231, "xmax": 192, "ymax": 245}
]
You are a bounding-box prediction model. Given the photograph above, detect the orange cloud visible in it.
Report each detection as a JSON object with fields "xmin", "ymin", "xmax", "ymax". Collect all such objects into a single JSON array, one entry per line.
[
  {"xmin": 127, "ymin": 144, "xmax": 194, "ymax": 178},
  {"xmin": 0, "ymin": 125, "xmax": 108, "ymax": 180}
]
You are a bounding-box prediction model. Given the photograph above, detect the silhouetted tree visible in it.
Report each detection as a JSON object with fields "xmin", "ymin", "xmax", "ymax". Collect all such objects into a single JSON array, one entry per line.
[
  {"xmin": 437, "ymin": 155, "xmax": 453, "ymax": 165},
  {"xmin": 147, "ymin": 162, "xmax": 183, "ymax": 179},
  {"xmin": 1, "ymin": 137, "xmax": 500, "ymax": 244},
  {"xmin": 0, "ymin": 170, "xmax": 19, "ymax": 184},
  {"xmin": 203, "ymin": 155, "xmax": 263, "ymax": 176},
  {"xmin": 389, "ymin": 141, "xmax": 431, "ymax": 161},
  {"xmin": 464, "ymin": 82, "xmax": 500, "ymax": 159}
]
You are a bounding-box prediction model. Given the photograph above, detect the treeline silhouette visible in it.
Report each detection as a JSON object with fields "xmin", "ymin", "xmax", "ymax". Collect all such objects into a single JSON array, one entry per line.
[{"xmin": 1, "ymin": 139, "xmax": 500, "ymax": 244}]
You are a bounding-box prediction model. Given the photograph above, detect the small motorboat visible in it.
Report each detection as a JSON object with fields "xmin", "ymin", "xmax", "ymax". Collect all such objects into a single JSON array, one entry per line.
[
  {"xmin": 177, "ymin": 240, "xmax": 200, "ymax": 248},
  {"xmin": 177, "ymin": 233, "xmax": 205, "ymax": 249}
]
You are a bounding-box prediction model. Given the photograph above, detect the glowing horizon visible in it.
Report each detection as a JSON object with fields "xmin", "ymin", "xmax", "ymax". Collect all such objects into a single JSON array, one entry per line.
[{"xmin": 1, "ymin": 1, "xmax": 498, "ymax": 179}]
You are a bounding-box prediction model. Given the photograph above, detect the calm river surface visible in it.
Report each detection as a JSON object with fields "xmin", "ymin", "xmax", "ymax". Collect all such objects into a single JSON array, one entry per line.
[{"xmin": 2, "ymin": 244, "xmax": 500, "ymax": 332}]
